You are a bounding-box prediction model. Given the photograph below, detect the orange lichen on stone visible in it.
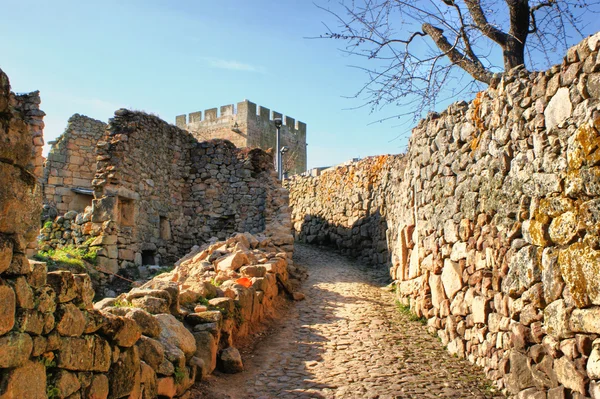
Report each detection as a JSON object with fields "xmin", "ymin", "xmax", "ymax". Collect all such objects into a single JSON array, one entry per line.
[
  {"xmin": 469, "ymin": 92, "xmax": 486, "ymax": 154},
  {"xmin": 568, "ymin": 123, "xmax": 600, "ymax": 170},
  {"xmin": 558, "ymin": 242, "xmax": 600, "ymax": 308}
]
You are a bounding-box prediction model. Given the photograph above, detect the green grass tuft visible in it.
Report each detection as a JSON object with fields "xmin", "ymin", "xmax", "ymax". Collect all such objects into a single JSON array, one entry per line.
[
  {"xmin": 395, "ymin": 300, "xmax": 427, "ymax": 325},
  {"xmin": 34, "ymin": 245, "xmax": 99, "ymax": 270}
]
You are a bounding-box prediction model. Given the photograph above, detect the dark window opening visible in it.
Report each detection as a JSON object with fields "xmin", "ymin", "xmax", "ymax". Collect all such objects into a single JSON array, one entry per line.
[{"xmin": 142, "ymin": 250, "xmax": 156, "ymax": 266}]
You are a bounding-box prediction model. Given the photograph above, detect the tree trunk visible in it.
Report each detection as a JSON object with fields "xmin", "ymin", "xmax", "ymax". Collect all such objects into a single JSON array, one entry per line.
[{"xmin": 504, "ymin": 0, "xmax": 530, "ymax": 70}]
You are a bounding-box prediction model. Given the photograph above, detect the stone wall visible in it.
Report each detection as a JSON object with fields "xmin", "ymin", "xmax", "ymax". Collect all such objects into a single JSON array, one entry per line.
[
  {"xmin": 0, "ymin": 68, "xmax": 300, "ymax": 399},
  {"xmin": 177, "ymin": 100, "xmax": 307, "ymax": 175},
  {"xmin": 287, "ymin": 33, "xmax": 600, "ymax": 398},
  {"xmin": 43, "ymin": 114, "xmax": 107, "ymax": 214},
  {"xmin": 91, "ymin": 109, "xmax": 293, "ymax": 274}
]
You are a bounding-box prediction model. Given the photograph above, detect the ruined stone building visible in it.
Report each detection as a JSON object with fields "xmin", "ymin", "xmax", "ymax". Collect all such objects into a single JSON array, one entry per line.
[
  {"xmin": 43, "ymin": 114, "xmax": 107, "ymax": 213},
  {"xmin": 40, "ymin": 108, "xmax": 291, "ymax": 273},
  {"xmin": 175, "ymin": 100, "xmax": 307, "ymax": 175}
]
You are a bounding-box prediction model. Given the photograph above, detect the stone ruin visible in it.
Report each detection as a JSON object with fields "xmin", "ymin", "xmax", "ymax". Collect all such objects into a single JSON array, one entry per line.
[
  {"xmin": 0, "ymin": 67, "xmax": 304, "ymax": 398},
  {"xmin": 38, "ymin": 105, "xmax": 294, "ymax": 296},
  {"xmin": 287, "ymin": 33, "xmax": 600, "ymax": 398}
]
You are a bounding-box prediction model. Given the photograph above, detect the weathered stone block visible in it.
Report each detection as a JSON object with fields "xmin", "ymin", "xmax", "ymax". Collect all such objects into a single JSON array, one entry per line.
[
  {"xmin": 502, "ymin": 246, "xmax": 541, "ymax": 298},
  {"xmin": 554, "ymin": 356, "xmax": 586, "ymax": 394},
  {"xmin": 0, "ymin": 332, "xmax": 32, "ymax": 368},
  {"xmin": 56, "ymin": 303, "xmax": 86, "ymax": 337},
  {"xmin": 137, "ymin": 335, "xmax": 165, "ymax": 369},
  {"xmin": 570, "ymin": 307, "xmax": 600, "ymax": 333},
  {"xmin": 124, "ymin": 308, "xmax": 161, "ymax": 338},
  {"xmin": 0, "ymin": 236, "xmax": 13, "ymax": 274},
  {"xmin": 217, "ymin": 347, "xmax": 243, "ymax": 374},
  {"xmin": 0, "ymin": 360, "xmax": 46, "ymax": 399},
  {"xmin": 53, "ymin": 370, "xmax": 81, "ymax": 398},
  {"xmin": 0, "ymin": 280, "xmax": 15, "ymax": 335},
  {"xmin": 108, "ymin": 346, "xmax": 140, "ymax": 399},
  {"xmin": 588, "ymin": 339, "xmax": 600, "ymax": 379},
  {"xmin": 429, "ymin": 273, "xmax": 446, "ymax": 309},
  {"xmin": 56, "ymin": 336, "xmax": 111, "ymax": 372},
  {"xmin": 47, "ymin": 270, "xmax": 77, "ymax": 303},
  {"xmin": 156, "ymin": 314, "xmax": 196, "ymax": 359},
  {"xmin": 441, "ymin": 259, "xmax": 463, "ymax": 300},
  {"xmin": 472, "ymin": 296, "xmax": 489, "ymax": 324},
  {"xmin": 0, "ymin": 163, "xmax": 42, "ymax": 241},
  {"xmin": 544, "ymin": 300, "xmax": 574, "ymax": 340},
  {"xmin": 558, "ymin": 242, "xmax": 600, "ymax": 307}
]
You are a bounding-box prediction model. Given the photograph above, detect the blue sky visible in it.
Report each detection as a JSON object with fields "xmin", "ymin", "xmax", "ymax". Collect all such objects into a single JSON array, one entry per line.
[{"xmin": 0, "ymin": 1, "xmax": 597, "ymax": 169}]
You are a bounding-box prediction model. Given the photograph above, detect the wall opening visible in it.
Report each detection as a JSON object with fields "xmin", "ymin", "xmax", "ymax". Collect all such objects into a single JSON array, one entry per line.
[
  {"xmin": 71, "ymin": 193, "xmax": 93, "ymax": 213},
  {"xmin": 118, "ymin": 198, "xmax": 134, "ymax": 227},
  {"xmin": 160, "ymin": 216, "xmax": 171, "ymax": 240},
  {"xmin": 142, "ymin": 250, "xmax": 156, "ymax": 266}
]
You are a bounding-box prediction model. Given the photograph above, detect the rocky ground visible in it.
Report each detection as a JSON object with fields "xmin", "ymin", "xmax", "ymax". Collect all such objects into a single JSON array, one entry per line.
[{"xmin": 189, "ymin": 244, "xmax": 504, "ymax": 399}]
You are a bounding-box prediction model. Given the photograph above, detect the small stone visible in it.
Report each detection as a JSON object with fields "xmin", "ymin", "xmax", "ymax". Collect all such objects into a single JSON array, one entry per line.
[
  {"xmin": 218, "ymin": 347, "xmax": 243, "ymax": 374},
  {"xmin": 292, "ymin": 292, "xmax": 305, "ymax": 301}
]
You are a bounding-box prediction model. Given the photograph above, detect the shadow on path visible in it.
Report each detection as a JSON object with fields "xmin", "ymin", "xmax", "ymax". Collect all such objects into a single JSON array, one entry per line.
[{"xmin": 190, "ymin": 244, "xmax": 504, "ymax": 399}]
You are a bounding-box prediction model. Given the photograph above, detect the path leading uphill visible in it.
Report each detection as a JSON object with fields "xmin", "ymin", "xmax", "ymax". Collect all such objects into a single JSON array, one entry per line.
[{"xmin": 191, "ymin": 244, "xmax": 504, "ymax": 399}]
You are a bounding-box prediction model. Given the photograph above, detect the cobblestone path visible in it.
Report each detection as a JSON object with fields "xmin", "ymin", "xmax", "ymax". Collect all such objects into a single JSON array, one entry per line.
[{"xmin": 193, "ymin": 244, "xmax": 504, "ymax": 399}]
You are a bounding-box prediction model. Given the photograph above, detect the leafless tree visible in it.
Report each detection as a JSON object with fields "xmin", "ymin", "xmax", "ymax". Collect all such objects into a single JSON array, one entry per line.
[{"xmin": 318, "ymin": 0, "xmax": 600, "ymax": 120}]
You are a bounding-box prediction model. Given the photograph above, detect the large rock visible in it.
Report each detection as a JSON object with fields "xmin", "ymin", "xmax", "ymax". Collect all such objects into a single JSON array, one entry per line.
[
  {"xmin": 0, "ymin": 163, "xmax": 43, "ymax": 242},
  {"xmin": 137, "ymin": 336, "xmax": 165, "ymax": 369},
  {"xmin": 108, "ymin": 346, "xmax": 140, "ymax": 399},
  {"xmin": 194, "ymin": 331, "xmax": 218, "ymax": 376},
  {"xmin": 588, "ymin": 339, "xmax": 600, "ymax": 379},
  {"xmin": 548, "ymin": 211, "xmax": 578, "ymax": 245},
  {"xmin": 214, "ymin": 252, "xmax": 249, "ymax": 272},
  {"xmin": 544, "ymin": 300, "xmax": 574, "ymax": 339},
  {"xmin": 56, "ymin": 303, "xmax": 86, "ymax": 337},
  {"xmin": 0, "ymin": 360, "xmax": 46, "ymax": 399},
  {"xmin": 84, "ymin": 374, "xmax": 109, "ymax": 399},
  {"xmin": 56, "ymin": 336, "xmax": 111, "ymax": 372},
  {"xmin": 441, "ymin": 259, "xmax": 463, "ymax": 300},
  {"xmin": 0, "ymin": 281, "xmax": 15, "ymax": 335},
  {"xmin": 554, "ymin": 356, "xmax": 586, "ymax": 394},
  {"xmin": 545, "ymin": 87, "xmax": 572, "ymax": 130},
  {"xmin": 53, "ymin": 370, "xmax": 81, "ymax": 398},
  {"xmin": 46, "ymin": 271, "xmax": 77, "ymax": 303},
  {"xmin": 0, "ymin": 332, "xmax": 32, "ymax": 368},
  {"xmin": 429, "ymin": 273, "xmax": 446, "ymax": 308},
  {"xmin": 502, "ymin": 246, "xmax": 541, "ymax": 297},
  {"xmin": 218, "ymin": 347, "xmax": 243, "ymax": 374},
  {"xmin": 125, "ymin": 308, "xmax": 161, "ymax": 338},
  {"xmin": 156, "ymin": 314, "xmax": 196, "ymax": 359},
  {"xmin": 570, "ymin": 307, "xmax": 600, "ymax": 333},
  {"xmin": 558, "ymin": 243, "xmax": 600, "ymax": 307},
  {"xmin": 505, "ymin": 350, "xmax": 535, "ymax": 394}
]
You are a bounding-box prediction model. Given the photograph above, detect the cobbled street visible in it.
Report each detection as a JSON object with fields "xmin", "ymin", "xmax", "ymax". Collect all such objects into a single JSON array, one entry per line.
[{"xmin": 193, "ymin": 244, "xmax": 504, "ymax": 399}]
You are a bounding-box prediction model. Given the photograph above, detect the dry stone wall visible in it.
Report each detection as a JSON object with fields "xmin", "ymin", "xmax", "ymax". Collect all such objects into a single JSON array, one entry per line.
[
  {"xmin": 43, "ymin": 114, "xmax": 107, "ymax": 215},
  {"xmin": 287, "ymin": 33, "xmax": 600, "ymax": 398}
]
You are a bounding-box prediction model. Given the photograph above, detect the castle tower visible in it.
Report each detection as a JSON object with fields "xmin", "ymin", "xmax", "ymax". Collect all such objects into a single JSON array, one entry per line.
[{"xmin": 176, "ymin": 100, "xmax": 307, "ymax": 175}]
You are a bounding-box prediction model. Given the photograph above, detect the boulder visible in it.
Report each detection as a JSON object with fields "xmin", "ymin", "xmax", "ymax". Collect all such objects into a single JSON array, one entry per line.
[
  {"xmin": 218, "ymin": 347, "xmax": 243, "ymax": 374},
  {"xmin": 156, "ymin": 314, "xmax": 196, "ymax": 359}
]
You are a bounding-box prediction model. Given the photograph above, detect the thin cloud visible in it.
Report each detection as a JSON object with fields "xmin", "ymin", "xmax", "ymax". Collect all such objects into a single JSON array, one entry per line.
[{"xmin": 201, "ymin": 57, "xmax": 265, "ymax": 73}]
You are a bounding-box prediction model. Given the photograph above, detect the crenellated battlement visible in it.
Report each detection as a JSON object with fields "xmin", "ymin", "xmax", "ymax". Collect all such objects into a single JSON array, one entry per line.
[
  {"xmin": 176, "ymin": 100, "xmax": 307, "ymax": 174},
  {"xmin": 176, "ymin": 100, "xmax": 307, "ymax": 136}
]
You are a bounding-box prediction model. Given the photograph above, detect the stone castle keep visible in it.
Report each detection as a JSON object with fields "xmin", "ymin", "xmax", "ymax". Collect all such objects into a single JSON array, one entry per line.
[{"xmin": 175, "ymin": 100, "xmax": 307, "ymax": 176}]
